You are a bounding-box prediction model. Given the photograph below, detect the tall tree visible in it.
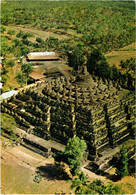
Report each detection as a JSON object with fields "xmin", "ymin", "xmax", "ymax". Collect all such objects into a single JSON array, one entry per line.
[
  {"xmin": 16, "ymin": 71, "xmax": 26, "ymax": 86},
  {"xmin": 87, "ymin": 48, "xmax": 112, "ymax": 79},
  {"xmin": 21, "ymin": 63, "xmax": 34, "ymax": 86},
  {"xmin": 55, "ymin": 137, "xmax": 87, "ymax": 176},
  {"xmin": 64, "ymin": 137, "xmax": 87, "ymax": 175},
  {"xmin": 67, "ymin": 47, "xmax": 85, "ymax": 71},
  {"xmin": 116, "ymin": 144, "xmax": 129, "ymax": 179},
  {"xmin": 111, "ymin": 64, "xmax": 119, "ymax": 81}
]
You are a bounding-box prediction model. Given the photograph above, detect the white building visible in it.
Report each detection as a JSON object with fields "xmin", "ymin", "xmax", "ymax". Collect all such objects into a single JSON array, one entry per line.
[
  {"xmin": 0, "ymin": 90, "xmax": 18, "ymax": 101},
  {"xmin": 28, "ymin": 51, "xmax": 55, "ymax": 56}
]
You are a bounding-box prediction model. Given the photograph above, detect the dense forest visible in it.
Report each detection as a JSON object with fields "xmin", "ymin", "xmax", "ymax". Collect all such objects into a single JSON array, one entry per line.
[{"xmin": 1, "ymin": 1, "xmax": 135, "ymax": 53}]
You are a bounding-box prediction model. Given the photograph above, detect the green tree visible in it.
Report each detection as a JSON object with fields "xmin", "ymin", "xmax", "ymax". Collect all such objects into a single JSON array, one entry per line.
[
  {"xmin": 1, "ymin": 75, "xmax": 7, "ymax": 85},
  {"xmin": 69, "ymin": 174, "xmax": 121, "ymax": 194},
  {"xmin": 20, "ymin": 46, "xmax": 30, "ymax": 56},
  {"xmin": 16, "ymin": 30, "xmax": 24, "ymax": 38},
  {"xmin": 1, "ymin": 26, "xmax": 6, "ymax": 33},
  {"xmin": 67, "ymin": 47, "xmax": 85, "ymax": 71},
  {"xmin": 116, "ymin": 144, "xmax": 129, "ymax": 179},
  {"xmin": 7, "ymin": 29, "xmax": 15, "ymax": 35},
  {"xmin": 21, "ymin": 63, "xmax": 34, "ymax": 86},
  {"xmin": 64, "ymin": 137, "xmax": 87, "ymax": 175},
  {"xmin": 36, "ymin": 37, "xmax": 43, "ymax": 43},
  {"xmin": 87, "ymin": 49, "xmax": 112, "ymax": 79},
  {"xmin": 7, "ymin": 60, "xmax": 15, "ymax": 67},
  {"xmin": 111, "ymin": 64, "xmax": 119, "ymax": 81},
  {"xmin": 55, "ymin": 137, "xmax": 87, "ymax": 176},
  {"xmin": 16, "ymin": 71, "xmax": 26, "ymax": 86},
  {"xmin": 69, "ymin": 172, "xmax": 91, "ymax": 194}
]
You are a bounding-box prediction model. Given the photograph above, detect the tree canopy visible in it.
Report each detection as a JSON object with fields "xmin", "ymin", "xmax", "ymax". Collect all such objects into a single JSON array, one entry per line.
[
  {"xmin": 16, "ymin": 71, "xmax": 26, "ymax": 86},
  {"xmin": 87, "ymin": 48, "xmax": 112, "ymax": 79},
  {"xmin": 67, "ymin": 47, "xmax": 85, "ymax": 71},
  {"xmin": 116, "ymin": 144, "xmax": 129, "ymax": 179},
  {"xmin": 55, "ymin": 136, "xmax": 87, "ymax": 176},
  {"xmin": 21, "ymin": 63, "xmax": 34, "ymax": 77},
  {"xmin": 69, "ymin": 172, "xmax": 121, "ymax": 194},
  {"xmin": 19, "ymin": 63, "xmax": 34, "ymax": 86}
]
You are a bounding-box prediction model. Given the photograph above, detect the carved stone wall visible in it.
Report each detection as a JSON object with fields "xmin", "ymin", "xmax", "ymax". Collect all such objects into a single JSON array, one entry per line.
[{"xmin": 1, "ymin": 77, "xmax": 135, "ymax": 157}]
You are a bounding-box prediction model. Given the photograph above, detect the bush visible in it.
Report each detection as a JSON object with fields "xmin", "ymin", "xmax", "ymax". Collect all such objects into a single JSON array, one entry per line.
[
  {"xmin": 16, "ymin": 30, "xmax": 24, "ymax": 38},
  {"xmin": 36, "ymin": 37, "xmax": 43, "ymax": 43},
  {"xmin": 1, "ymin": 75, "xmax": 7, "ymax": 85},
  {"xmin": 1, "ymin": 129, "xmax": 4, "ymax": 135},
  {"xmin": 7, "ymin": 60, "xmax": 15, "ymax": 67},
  {"xmin": 7, "ymin": 29, "xmax": 15, "ymax": 35},
  {"xmin": 1, "ymin": 26, "xmax": 6, "ymax": 33},
  {"xmin": 10, "ymin": 131, "xmax": 17, "ymax": 141}
]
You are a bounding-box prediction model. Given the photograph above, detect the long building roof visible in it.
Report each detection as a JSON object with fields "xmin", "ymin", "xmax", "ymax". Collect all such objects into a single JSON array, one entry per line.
[
  {"xmin": 28, "ymin": 52, "xmax": 55, "ymax": 56},
  {"xmin": 27, "ymin": 52, "xmax": 60, "ymax": 60},
  {"xmin": 0, "ymin": 90, "xmax": 18, "ymax": 101}
]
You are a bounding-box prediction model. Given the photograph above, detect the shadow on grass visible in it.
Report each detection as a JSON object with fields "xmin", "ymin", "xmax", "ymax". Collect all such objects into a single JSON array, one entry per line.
[{"xmin": 36, "ymin": 164, "xmax": 70, "ymax": 181}]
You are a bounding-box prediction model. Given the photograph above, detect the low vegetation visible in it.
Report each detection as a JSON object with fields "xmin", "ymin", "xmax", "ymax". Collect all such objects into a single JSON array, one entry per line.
[
  {"xmin": 1, "ymin": 113, "xmax": 17, "ymax": 141},
  {"xmin": 69, "ymin": 173, "xmax": 121, "ymax": 194},
  {"xmin": 1, "ymin": 113, "xmax": 17, "ymax": 132}
]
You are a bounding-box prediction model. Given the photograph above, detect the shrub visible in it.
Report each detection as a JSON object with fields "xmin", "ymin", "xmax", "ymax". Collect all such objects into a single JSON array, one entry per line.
[
  {"xmin": 10, "ymin": 131, "xmax": 17, "ymax": 141},
  {"xmin": 1, "ymin": 26, "xmax": 6, "ymax": 33},
  {"xmin": 7, "ymin": 29, "xmax": 15, "ymax": 35},
  {"xmin": 7, "ymin": 60, "xmax": 15, "ymax": 67}
]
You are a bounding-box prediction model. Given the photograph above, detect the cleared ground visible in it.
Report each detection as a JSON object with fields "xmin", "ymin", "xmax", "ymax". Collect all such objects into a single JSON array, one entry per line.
[
  {"xmin": 1, "ymin": 137, "xmax": 135, "ymax": 194},
  {"xmin": 5, "ymin": 25, "xmax": 70, "ymax": 41},
  {"xmin": 1, "ymin": 145, "xmax": 71, "ymax": 194},
  {"xmin": 105, "ymin": 42, "xmax": 135, "ymax": 68}
]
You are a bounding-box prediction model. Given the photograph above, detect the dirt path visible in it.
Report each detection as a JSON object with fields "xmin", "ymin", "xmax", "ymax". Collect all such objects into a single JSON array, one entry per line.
[
  {"xmin": 1, "ymin": 145, "xmax": 71, "ymax": 194},
  {"xmin": 6, "ymin": 25, "xmax": 69, "ymax": 41},
  {"xmin": 81, "ymin": 167, "xmax": 108, "ymax": 182}
]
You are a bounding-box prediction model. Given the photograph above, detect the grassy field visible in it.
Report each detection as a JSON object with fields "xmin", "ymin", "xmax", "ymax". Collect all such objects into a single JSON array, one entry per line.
[
  {"xmin": 5, "ymin": 25, "xmax": 70, "ymax": 42},
  {"xmin": 105, "ymin": 42, "xmax": 135, "ymax": 68}
]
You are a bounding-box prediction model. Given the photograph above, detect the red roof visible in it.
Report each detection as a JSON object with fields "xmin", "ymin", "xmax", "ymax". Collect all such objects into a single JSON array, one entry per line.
[{"xmin": 29, "ymin": 71, "xmax": 45, "ymax": 80}]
